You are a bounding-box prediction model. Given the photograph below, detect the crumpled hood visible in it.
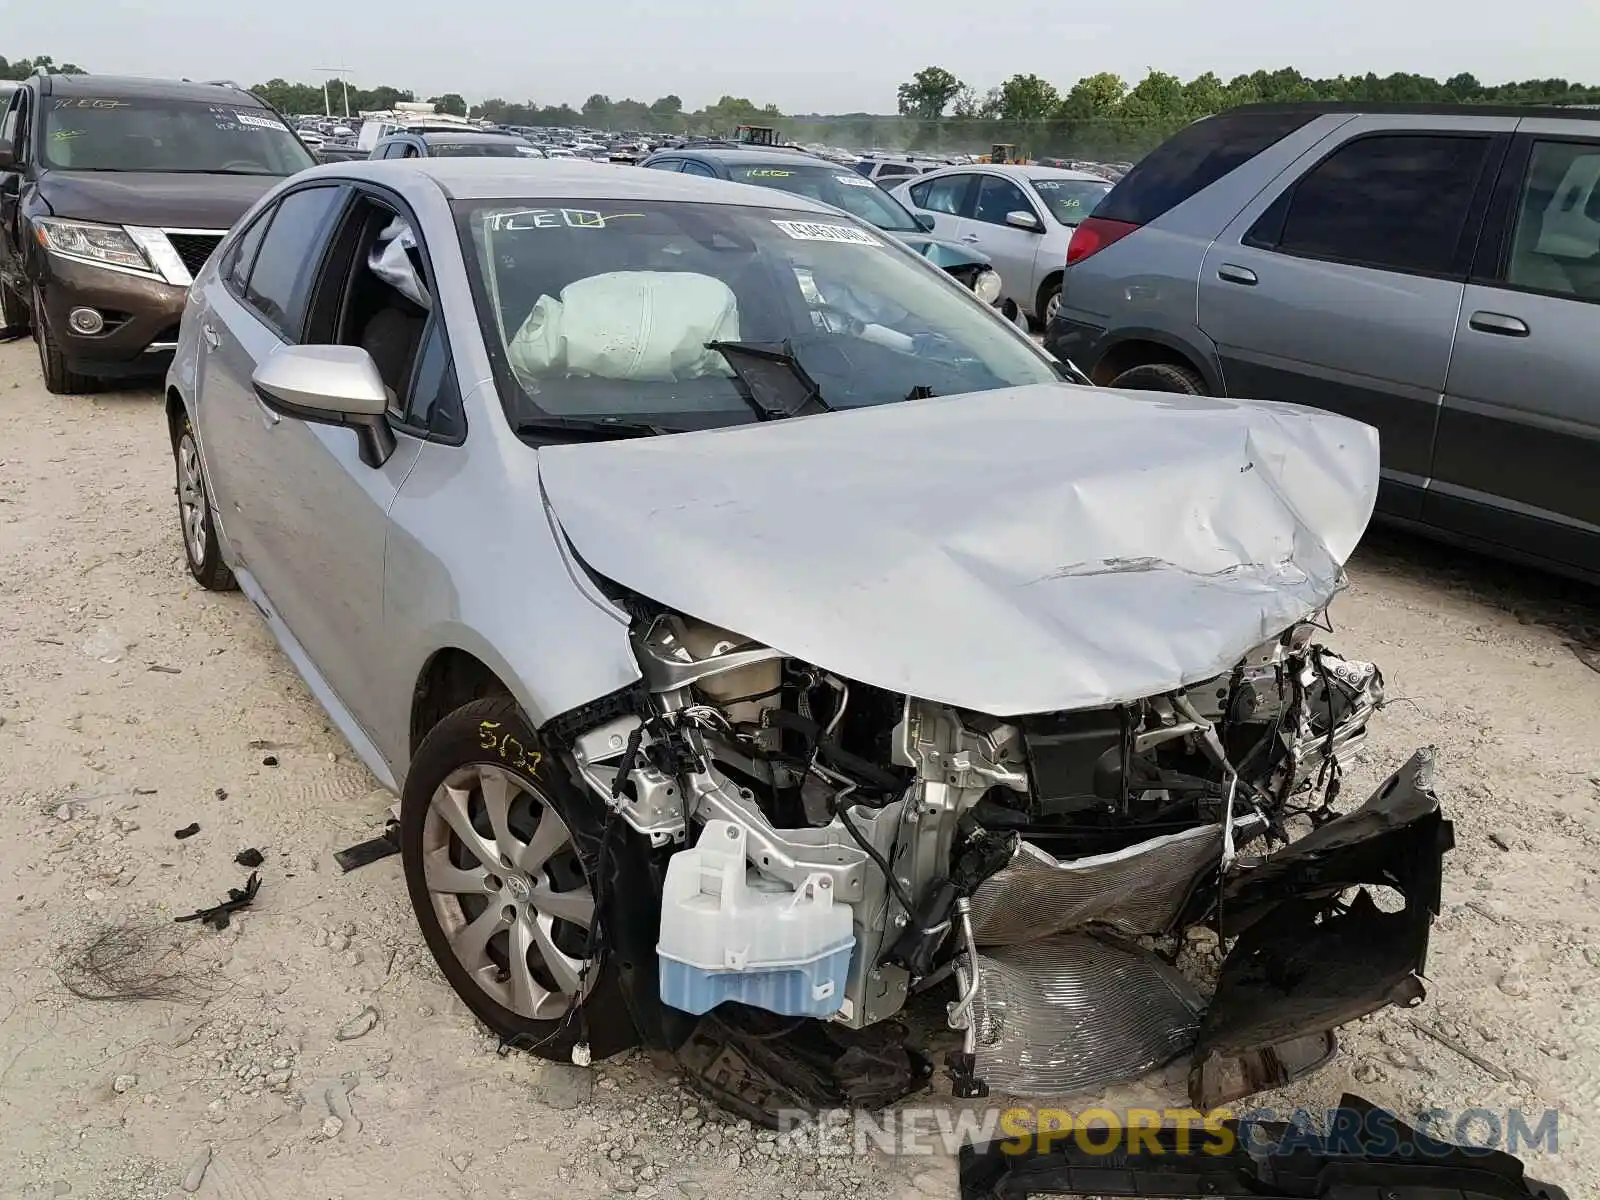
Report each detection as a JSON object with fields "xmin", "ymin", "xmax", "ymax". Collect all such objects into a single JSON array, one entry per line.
[
  {"xmin": 38, "ymin": 170, "xmax": 281, "ymax": 229},
  {"xmin": 537, "ymin": 384, "xmax": 1378, "ymax": 715}
]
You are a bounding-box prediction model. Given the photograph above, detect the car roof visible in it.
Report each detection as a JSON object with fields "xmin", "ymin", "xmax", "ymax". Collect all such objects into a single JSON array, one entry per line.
[
  {"xmin": 417, "ymin": 130, "xmax": 528, "ymax": 145},
  {"xmin": 305, "ymin": 158, "xmax": 844, "ymax": 212},
  {"xmin": 664, "ymin": 147, "xmax": 822, "ymax": 166},
  {"xmin": 1224, "ymin": 99, "xmax": 1600, "ymax": 123},
  {"xmin": 40, "ymin": 73, "xmax": 268, "ymax": 106},
  {"xmin": 1009, "ymin": 165, "xmax": 1112, "ymax": 182}
]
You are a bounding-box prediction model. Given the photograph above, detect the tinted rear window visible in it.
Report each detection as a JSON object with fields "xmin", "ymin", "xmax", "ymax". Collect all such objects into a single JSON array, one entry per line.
[{"xmin": 1095, "ymin": 109, "xmax": 1317, "ymax": 226}]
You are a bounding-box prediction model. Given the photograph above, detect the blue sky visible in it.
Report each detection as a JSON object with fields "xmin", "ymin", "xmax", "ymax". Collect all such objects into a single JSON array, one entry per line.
[{"xmin": 14, "ymin": 0, "xmax": 1598, "ymax": 112}]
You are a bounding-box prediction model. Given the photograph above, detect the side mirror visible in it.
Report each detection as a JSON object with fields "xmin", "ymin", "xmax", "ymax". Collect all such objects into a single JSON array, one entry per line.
[
  {"xmin": 914, "ymin": 212, "xmax": 936, "ymax": 232},
  {"xmin": 251, "ymin": 345, "xmax": 396, "ymax": 468},
  {"xmin": 1005, "ymin": 210, "xmax": 1043, "ymax": 232}
]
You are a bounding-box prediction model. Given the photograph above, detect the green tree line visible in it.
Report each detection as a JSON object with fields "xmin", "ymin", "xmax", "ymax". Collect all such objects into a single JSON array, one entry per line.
[
  {"xmin": 249, "ymin": 78, "xmax": 781, "ymax": 137},
  {"xmin": 886, "ymin": 65, "xmax": 1600, "ymax": 158},
  {"xmin": 1, "ymin": 54, "xmax": 87, "ymax": 78}
]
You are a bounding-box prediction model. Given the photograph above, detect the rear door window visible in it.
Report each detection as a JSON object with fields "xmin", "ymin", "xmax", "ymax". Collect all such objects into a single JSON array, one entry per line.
[
  {"xmin": 910, "ymin": 174, "xmax": 973, "ymax": 216},
  {"xmin": 241, "ymin": 185, "xmax": 345, "ymax": 338},
  {"xmin": 1262, "ymin": 134, "xmax": 1492, "ymax": 276},
  {"xmin": 1503, "ymin": 139, "xmax": 1600, "ymax": 301},
  {"xmin": 1096, "ymin": 109, "xmax": 1318, "ymax": 226}
]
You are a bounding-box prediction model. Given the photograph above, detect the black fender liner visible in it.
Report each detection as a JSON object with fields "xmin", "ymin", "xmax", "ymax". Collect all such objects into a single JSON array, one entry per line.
[{"xmin": 1191, "ymin": 747, "xmax": 1454, "ymax": 1108}]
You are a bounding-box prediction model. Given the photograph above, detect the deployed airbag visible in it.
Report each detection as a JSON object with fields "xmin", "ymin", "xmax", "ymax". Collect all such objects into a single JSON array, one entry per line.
[{"xmin": 508, "ymin": 270, "xmax": 739, "ymax": 383}]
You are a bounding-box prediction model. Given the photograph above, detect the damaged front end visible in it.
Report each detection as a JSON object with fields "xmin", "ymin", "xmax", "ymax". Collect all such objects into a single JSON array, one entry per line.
[{"xmin": 542, "ymin": 602, "xmax": 1452, "ymax": 1115}]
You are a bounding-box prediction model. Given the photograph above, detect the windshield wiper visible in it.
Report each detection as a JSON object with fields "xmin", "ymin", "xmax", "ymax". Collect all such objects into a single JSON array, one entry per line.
[
  {"xmin": 705, "ymin": 340, "xmax": 832, "ymax": 420},
  {"xmin": 515, "ymin": 416, "xmax": 677, "ymax": 442}
]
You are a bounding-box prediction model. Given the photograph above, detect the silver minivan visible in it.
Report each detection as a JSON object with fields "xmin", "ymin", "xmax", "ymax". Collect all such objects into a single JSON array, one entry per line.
[{"xmin": 1046, "ymin": 103, "xmax": 1600, "ymax": 585}]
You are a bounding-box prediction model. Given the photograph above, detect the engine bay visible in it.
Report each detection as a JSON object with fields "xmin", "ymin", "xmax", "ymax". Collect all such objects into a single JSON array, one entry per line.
[{"xmin": 549, "ymin": 605, "xmax": 1445, "ymax": 1108}]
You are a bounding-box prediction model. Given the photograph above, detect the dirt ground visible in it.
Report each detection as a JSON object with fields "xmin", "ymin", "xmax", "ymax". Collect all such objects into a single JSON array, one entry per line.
[{"xmin": 1, "ymin": 336, "xmax": 1597, "ymax": 1200}]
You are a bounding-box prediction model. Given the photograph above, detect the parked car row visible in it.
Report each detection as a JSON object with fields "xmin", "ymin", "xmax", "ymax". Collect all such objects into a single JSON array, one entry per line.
[{"xmin": 637, "ymin": 146, "xmax": 1017, "ymax": 319}]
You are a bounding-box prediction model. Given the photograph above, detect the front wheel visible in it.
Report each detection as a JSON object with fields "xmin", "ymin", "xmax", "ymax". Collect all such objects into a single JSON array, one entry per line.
[
  {"xmin": 33, "ymin": 289, "xmax": 95, "ymax": 395},
  {"xmin": 1108, "ymin": 361, "xmax": 1208, "ymax": 395},
  {"xmin": 401, "ymin": 697, "xmax": 639, "ymax": 1060},
  {"xmin": 0, "ymin": 280, "xmax": 29, "ymax": 339}
]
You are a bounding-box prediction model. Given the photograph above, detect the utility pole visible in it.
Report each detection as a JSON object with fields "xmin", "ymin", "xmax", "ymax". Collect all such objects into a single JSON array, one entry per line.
[{"xmin": 315, "ymin": 66, "xmax": 355, "ymax": 118}]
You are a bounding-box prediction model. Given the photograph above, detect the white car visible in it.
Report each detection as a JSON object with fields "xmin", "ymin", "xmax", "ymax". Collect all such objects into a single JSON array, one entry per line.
[{"xmin": 892, "ymin": 165, "xmax": 1112, "ymax": 329}]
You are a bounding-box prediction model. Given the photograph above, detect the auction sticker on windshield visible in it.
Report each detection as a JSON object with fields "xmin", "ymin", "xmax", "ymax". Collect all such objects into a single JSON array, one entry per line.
[
  {"xmin": 233, "ymin": 111, "xmax": 287, "ymax": 131},
  {"xmin": 834, "ymin": 174, "xmax": 875, "ymax": 188},
  {"xmin": 772, "ymin": 220, "xmax": 879, "ymax": 245}
]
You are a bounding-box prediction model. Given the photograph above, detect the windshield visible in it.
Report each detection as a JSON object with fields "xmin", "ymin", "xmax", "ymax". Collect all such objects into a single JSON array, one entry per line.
[
  {"xmin": 41, "ymin": 97, "xmax": 314, "ymax": 174},
  {"xmin": 429, "ymin": 140, "xmax": 530, "ymax": 158},
  {"xmin": 724, "ymin": 163, "xmax": 923, "ymax": 233},
  {"xmin": 1029, "ymin": 177, "xmax": 1112, "ymax": 226},
  {"xmin": 457, "ymin": 198, "xmax": 1060, "ymax": 433}
]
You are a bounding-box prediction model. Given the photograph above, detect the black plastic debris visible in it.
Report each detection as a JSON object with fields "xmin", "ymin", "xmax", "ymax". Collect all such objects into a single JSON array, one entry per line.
[
  {"xmin": 673, "ymin": 1004, "xmax": 931, "ymax": 1128},
  {"xmin": 214, "ymin": 787, "xmax": 228, "ymax": 801},
  {"xmin": 175, "ymin": 872, "xmax": 260, "ymax": 931},
  {"xmin": 234, "ymin": 848, "xmax": 265, "ymax": 868},
  {"xmin": 958, "ymin": 1092, "xmax": 1568, "ymax": 1200},
  {"xmin": 174, "ymin": 823, "xmax": 200, "ymax": 840},
  {"xmin": 334, "ymin": 821, "xmax": 400, "ymax": 873},
  {"xmin": 261, "ymin": 754, "xmax": 279, "ymax": 767}
]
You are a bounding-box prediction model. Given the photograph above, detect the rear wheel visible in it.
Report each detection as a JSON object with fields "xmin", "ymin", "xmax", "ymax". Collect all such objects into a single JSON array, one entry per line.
[
  {"xmin": 1108, "ymin": 361, "xmax": 1208, "ymax": 395},
  {"xmin": 33, "ymin": 289, "xmax": 95, "ymax": 395},
  {"xmin": 401, "ymin": 697, "xmax": 638, "ymax": 1060},
  {"xmin": 173, "ymin": 418, "xmax": 236, "ymax": 591},
  {"xmin": 1030, "ymin": 276, "xmax": 1063, "ymax": 333}
]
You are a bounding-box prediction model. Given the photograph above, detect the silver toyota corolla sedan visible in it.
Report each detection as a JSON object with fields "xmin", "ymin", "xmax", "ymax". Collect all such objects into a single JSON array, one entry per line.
[{"xmin": 164, "ymin": 159, "xmax": 1451, "ymax": 1115}]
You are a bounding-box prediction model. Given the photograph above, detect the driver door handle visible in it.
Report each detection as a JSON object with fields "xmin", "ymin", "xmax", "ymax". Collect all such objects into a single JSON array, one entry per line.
[
  {"xmin": 960, "ymin": 233, "xmax": 980, "ymax": 243},
  {"xmin": 1469, "ymin": 311, "xmax": 1530, "ymax": 337},
  {"xmin": 1217, "ymin": 263, "xmax": 1258, "ymax": 286},
  {"xmin": 201, "ymin": 323, "xmax": 221, "ymax": 348}
]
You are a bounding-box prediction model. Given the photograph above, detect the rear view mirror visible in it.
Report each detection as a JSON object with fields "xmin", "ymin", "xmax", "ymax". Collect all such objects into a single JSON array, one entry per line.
[
  {"xmin": 1005, "ymin": 210, "xmax": 1043, "ymax": 232},
  {"xmin": 251, "ymin": 345, "xmax": 396, "ymax": 468},
  {"xmin": 914, "ymin": 212, "xmax": 936, "ymax": 232}
]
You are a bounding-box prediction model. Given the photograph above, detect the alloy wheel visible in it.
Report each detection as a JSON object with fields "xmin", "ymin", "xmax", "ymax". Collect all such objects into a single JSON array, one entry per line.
[
  {"xmin": 177, "ymin": 433, "xmax": 209, "ymax": 567},
  {"xmin": 1044, "ymin": 290, "xmax": 1062, "ymax": 326},
  {"xmin": 421, "ymin": 762, "xmax": 597, "ymax": 1021}
]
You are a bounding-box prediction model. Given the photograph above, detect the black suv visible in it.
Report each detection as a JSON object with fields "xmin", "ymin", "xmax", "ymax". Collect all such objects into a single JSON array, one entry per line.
[{"xmin": 0, "ymin": 74, "xmax": 314, "ymax": 392}]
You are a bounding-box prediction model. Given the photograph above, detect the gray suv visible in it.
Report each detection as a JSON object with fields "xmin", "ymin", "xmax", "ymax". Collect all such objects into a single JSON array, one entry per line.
[{"xmin": 1046, "ymin": 103, "xmax": 1600, "ymax": 585}]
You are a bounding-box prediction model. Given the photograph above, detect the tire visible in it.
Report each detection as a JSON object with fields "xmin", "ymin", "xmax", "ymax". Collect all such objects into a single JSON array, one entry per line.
[
  {"xmin": 173, "ymin": 417, "xmax": 237, "ymax": 591},
  {"xmin": 0, "ymin": 280, "xmax": 29, "ymax": 338},
  {"xmin": 1029, "ymin": 277, "xmax": 1063, "ymax": 333},
  {"xmin": 1108, "ymin": 361, "xmax": 1208, "ymax": 395},
  {"xmin": 33, "ymin": 289, "xmax": 96, "ymax": 395},
  {"xmin": 401, "ymin": 697, "xmax": 639, "ymax": 1061}
]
